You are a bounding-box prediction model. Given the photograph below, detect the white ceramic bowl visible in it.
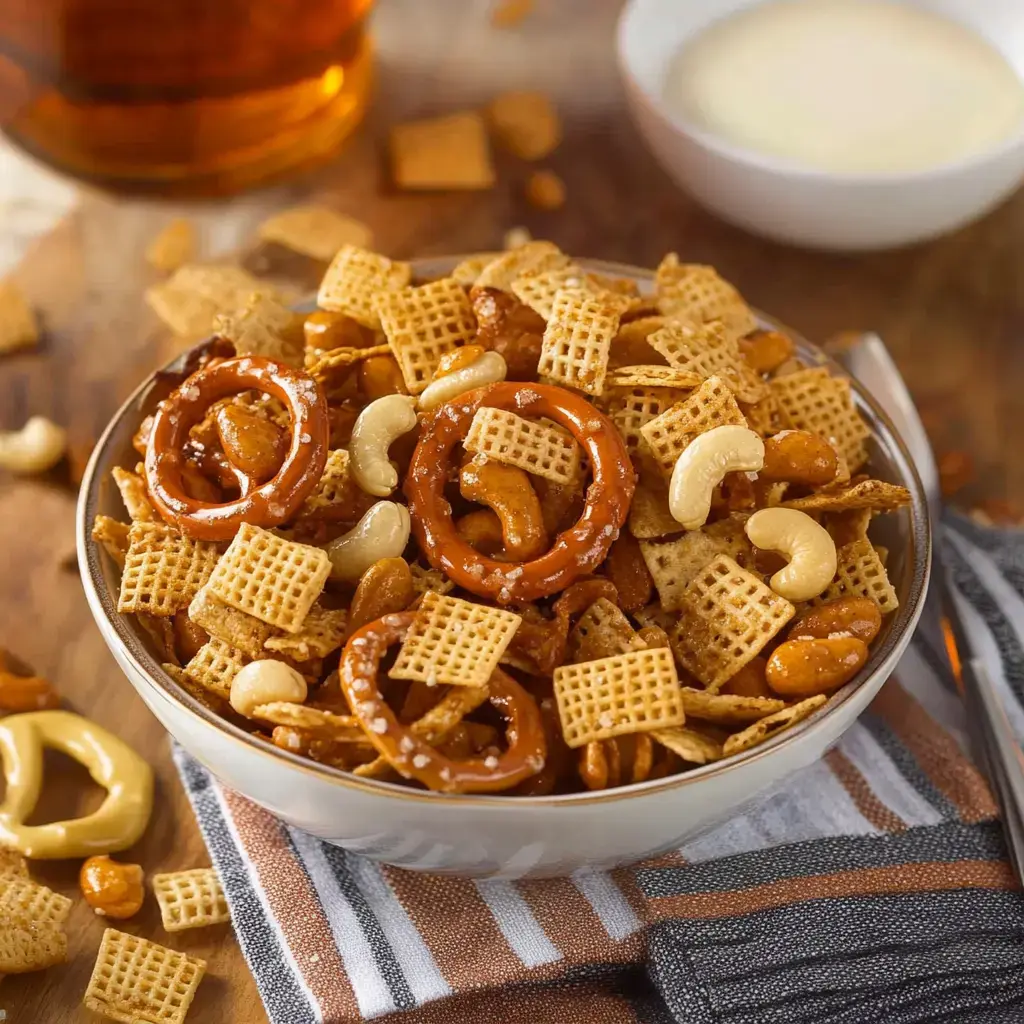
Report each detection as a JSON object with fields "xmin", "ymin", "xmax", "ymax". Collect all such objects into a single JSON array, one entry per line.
[
  {"xmin": 77, "ymin": 257, "xmax": 930, "ymax": 878},
  {"xmin": 617, "ymin": 0, "xmax": 1024, "ymax": 251}
]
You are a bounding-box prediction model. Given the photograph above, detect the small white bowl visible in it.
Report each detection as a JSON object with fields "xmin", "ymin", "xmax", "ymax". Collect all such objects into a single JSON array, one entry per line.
[{"xmin": 617, "ymin": 0, "xmax": 1024, "ymax": 251}]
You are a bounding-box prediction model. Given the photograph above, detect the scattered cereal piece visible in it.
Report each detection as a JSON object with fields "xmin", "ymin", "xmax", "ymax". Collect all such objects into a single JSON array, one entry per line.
[
  {"xmin": 146, "ymin": 219, "xmax": 197, "ymax": 274},
  {"xmin": 815, "ymin": 538, "xmax": 899, "ymax": 613},
  {"xmin": 258, "ymin": 205, "xmax": 372, "ymax": 262},
  {"xmin": 678, "ymin": 687, "xmax": 785, "ymax": 726},
  {"xmin": 780, "ymin": 479, "xmax": 911, "ymax": 514},
  {"xmin": 487, "ymin": 91, "xmax": 562, "ymax": 160},
  {"xmin": 0, "ymin": 280, "xmax": 39, "ymax": 353},
  {"xmin": 525, "ymin": 169, "xmax": 566, "ymax": 210},
  {"xmin": 187, "ymin": 586, "xmax": 275, "ymax": 659},
  {"xmin": 654, "ymin": 255, "xmax": 757, "ymax": 343},
  {"xmin": 722, "ymin": 695, "xmax": 828, "ymax": 757},
  {"xmin": 264, "ymin": 603, "xmax": 347, "ymax": 661},
  {"xmin": 152, "ymin": 868, "xmax": 230, "ymax": 932},
  {"xmin": 567, "ymin": 598, "xmax": 646, "ymax": 663},
  {"xmin": 213, "ymin": 290, "xmax": 304, "ymax": 367},
  {"xmin": 651, "ymin": 726, "xmax": 723, "ymax": 765},
  {"xmin": 91, "ymin": 516, "xmax": 131, "ymax": 570},
  {"xmin": 391, "ymin": 111, "xmax": 496, "ymax": 190},
  {"xmin": 640, "ymin": 527, "xmax": 752, "ymax": 611},
  {"xmin": 183, "ymin": 638, "xmax": 250, "ymax": 700},
  {"xmin": 146, "ymin": 264, "xmax": 275, "ymax": 337},
  {"xmin": 111, "ymin": 466, "xmax": 156, "ymax": 522}
]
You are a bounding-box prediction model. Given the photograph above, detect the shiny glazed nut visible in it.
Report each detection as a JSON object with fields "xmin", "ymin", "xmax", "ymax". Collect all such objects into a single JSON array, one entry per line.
[
  {"xmin": 456, "ymin": 509, "xmax": 506, "ymax": 556},
  {"xmin": 350, "ymin": 394, "xmax": 419, "ymax": 497},
  {"xmin": 79, "ymin": 855, "xmax": 145, "ymax": 919},
  {"xmin": 603, "ymin": 533, "xmax": 653, "ymax": 612},
  {"xmin": 745, "ymin": 508, "xmax": 838, "ymax": 602},
  {"xmin": 790, "ymin": 596, "xmax": 882, "ymax": 644},
  {"xmin": 418, "ymin": 351, "xmax": 507, "ymax": 411},
  {"xmin": 762, "ymin": 430, "xmax": 838, "ymax": 485},
  {"xmin": 324, "ymin": 501, "xmax": 412, "ymax": 581},
  {"xmin": 669, "ymin": 425, "xmax": 765, "ymax": 530},
  {"xmin": 304, "ymin": 309, "xmax": 376, "ymax": 351},
  {"xmin": 358, "ymin": 356, "xmax": 408, "ymax": 400},
  {"xmin": 721, "ymin": 656, "xmax": 773, "ymax": 699},
  {"xmin": 470, "ymin": 287, "xmax": 546, "ymax": 380},
  {"xmin": 459, "ymin": 458, "xmax": 549, "ymax": 560},
  {"xmin": 739, "ymin": 329, "xmax": 795, "ymax": 373},
  {"xmin": 0, "ymin": 416, "xmax": 67, "ymax": 474},
  {"xmin": 230, "ymin": 660, "xmax": 308, "ymax": 718},
  {"xmin": 214, "ymin": 404, "xmax": 288, "ymax": 481},
  {"xmin": 347, "ymin": 557, "xmax": 416, "ymax": 636},
  {"xmin": 0, "ymin": 672, "xmax": 60, "ymax": 713},
  {"xmin": 766, "ymin": 637, "xmax": 869, "ymax": 697}
]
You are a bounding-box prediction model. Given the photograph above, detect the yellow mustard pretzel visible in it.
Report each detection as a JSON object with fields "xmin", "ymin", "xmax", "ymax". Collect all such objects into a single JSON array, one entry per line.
[{"xmin": 0, "ymin": 711, "xmax": 154, "ymax": 859}]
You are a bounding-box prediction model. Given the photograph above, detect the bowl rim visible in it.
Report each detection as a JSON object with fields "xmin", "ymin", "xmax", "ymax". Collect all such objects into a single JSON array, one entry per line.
[
  {"xmin": 615, "ymin": 0, "xmax": 1024, "ymax": 185},
  {"xmin": 77, "ymin": 255, "xmax": 931, "ymax": 808}
]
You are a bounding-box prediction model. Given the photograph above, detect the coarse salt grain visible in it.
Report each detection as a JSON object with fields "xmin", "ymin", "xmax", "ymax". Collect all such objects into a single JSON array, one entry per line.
[
  {"xmin": 599, "ymin": 711, "xmax": 615, "ymax": 729},
  {"xmin": 412, "ymin": 754, "xmax": 430, "ymax": 769},
  {"xmin": 484, "ymin": 755, "xmax": 499, "ymax": 769},
  {"xmin": 370, "ymin": 717, "xmax": 389, "ymax": 734}
]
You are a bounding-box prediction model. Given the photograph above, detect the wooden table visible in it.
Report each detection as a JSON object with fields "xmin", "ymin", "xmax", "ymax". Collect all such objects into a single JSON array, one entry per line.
[{"xmin": 2, "ymin": 1, "xmax": 1023, "ymax": 1019}]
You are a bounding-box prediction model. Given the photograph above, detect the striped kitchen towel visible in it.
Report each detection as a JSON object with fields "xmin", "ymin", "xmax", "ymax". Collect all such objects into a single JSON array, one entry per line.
[{"xmin": 173, "ymin": 514, "xmax": 1024, "ymax": 1024}]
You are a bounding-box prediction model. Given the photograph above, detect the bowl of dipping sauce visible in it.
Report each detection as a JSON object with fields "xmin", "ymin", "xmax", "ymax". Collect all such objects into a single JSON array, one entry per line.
[{"xmin": 617, "ymin": 0, "xmax": 1024, "ymax": 250}]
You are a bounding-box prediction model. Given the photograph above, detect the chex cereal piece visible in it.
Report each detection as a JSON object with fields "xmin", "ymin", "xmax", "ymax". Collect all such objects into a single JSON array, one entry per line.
[
  {"xmin": 722, "ymin": 695, "xmax": 828, "ymax": 758},
  {"xmin": 606, "ymin": 365, "xmax": 701, "ymax": 390},
  {"xmin": 136, "ymin": 612, "xmax": 178, "ymax": 663},
  {"xmin": 265, "ymin": 604, "xmax": 347, "ymax": 661},
  {"xmin": 628, "ymin": 475, "xmax": 683, "ymax": 539},
  {"xmin": 654, "ymin": 255, "xmax": 757, "ymax": 342},
  {"xmin": 605, "ymin": 386, "xmax": 688, "ymax": 456},
  {"xmin": 771, "ymin": 367, "xmax": 870, "ymax": 471},
  {"xmin": 648, "ymin": 320, "xmax": 766, "ymax": 403},
  {"xmin": 487, "ymin": 90, "xmax": 561, "ymax": 160},
  {"xmin": 206, "ymin": 523, "xmax": 330, "ymax": 633},
  {"xmin": 83, "ymin": 928, "xmax": 206, "ymax": 1024},
  {"xmin": 92, "ymin": 515, "xmax": 131, "ymax": 569},
  {"xmin": 391, "ymin": 111, "xmax": 495, "ymax": 190},
  {"xmin": 553, "ymin": 647, "xmax": 685, "ymax": 748},
  {"xmin": 251, "ymin": 703, "xmax": 365, "ymax": 741},
  {"xmin": 146, "ymin": 264, "xmax": 273, "ymax": 337},
  {"xmin": 317, "ymin": 245, "xmax": 411, "ymax": 329},
  {"xmin": 651, "ymin": 726, "xmax": 723, "ymax": 764},
  {"xmin": 640, "ymin": 526, "xmax": 752, "ymax": 610},
  {"xmin": 741, "ymin": 392, "xmax": 783, "ymax": 437},
  {"xmin": 152, "ymin": 869, "xmax": 230, "ymax": 932},
  {"xmin": 640, "ymin": 376, "xmax": 747, "ymax": 477},
  {"xmin": 781, "ymin": 479, "xmax": 911, "ymax": 514},
  {"xmin": 188, "ymin": 587, "xmax": 274, "ymax": 659},
  {"xmin": 475, "ymin": 240, "xmax": 564, "ymax": 292},
  {"xmin": 464, "ymin": 406, "xmax": 581, "ymax": 484},
  {"xmin": 826, "ymin": 507, "xmax": 874, "ymax": 547},
  {"xmin": 0, "ymin": 920, "xmax": 66, "ymax": 973},
  {"xmin": 510, "ymin": 259, "xmax": 582, "ymax": 318},
  {"xmin": 118, "ymin": 523, "xmax": 220, "ymax": 617},
  {"xmin": 537, "ymin": 288, "xmax": 624, "ymax": 396},
  {"xmin": 306, "ymin": 342, "xmax": 392, "ymax": 388},
  {"xmin": 213, "ymin": 291, "xmax": 303, "ymax": 368},
  {"xmin": 679, "ymin": 687, "xmax": 785, "ymax": 725},
  {"xmin": 146, "ymin": 219, "xmax": 196, "ymax": 273},
  {"xmin": 816, "ymin": 538, "xmax": 899, "ymax": 613},
  {"xmin": 299, "ymin": 449, "xmax": 374, "ymax": 517},
  {"xmin": 451, "ymin": 252, "xmax": 502, "ymax": 286},
  {"xmin": 389, "ymin": 592, "xmax": 522, "ymax": 688},
  {"xmin": 1, "ymin": 875, "xmax": 72, "ymax": 928},
  {"xmin": 0, "ymin": 279, "xmax": 39, "ymax": 353},
  {"xmin": 409, "ymin": 563, "xmax": 455, "ymax": 596},
  {"xmin": 0, "ymin": 844, "xmax": 27, "ymax": 878},
  {"xmin": 258, "ymin": 205, "xmax": 372, "ymax": 262},
  {"xmin": 112, "ymin": 466, "xmax": 156, "ymax": 522},
  {"xmin": 672, "ymin": 555, "xmax": 795, "ymax": 691},
  {"xmin": 375, "ymin": 277, "xmax": 476, "ymax": 393},
  {"xmin": 183, "ymin": 639, "xmax": 249, "ymax": 699},
  {"xmin": 567, "ymin": 598, "xmax": 646, "ymax": 663}
]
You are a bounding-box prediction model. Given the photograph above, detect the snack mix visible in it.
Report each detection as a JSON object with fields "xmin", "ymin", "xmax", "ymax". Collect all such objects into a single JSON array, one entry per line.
[{"xmin": 93, "ymin": 243, "xmax": 911, "ymax": 795}]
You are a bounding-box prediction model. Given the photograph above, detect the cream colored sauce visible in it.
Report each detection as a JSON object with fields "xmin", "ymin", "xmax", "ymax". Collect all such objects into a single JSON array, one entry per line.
[{"xmin": 664, "ymin": 0, "xmax": 1024, "ymax": 174}]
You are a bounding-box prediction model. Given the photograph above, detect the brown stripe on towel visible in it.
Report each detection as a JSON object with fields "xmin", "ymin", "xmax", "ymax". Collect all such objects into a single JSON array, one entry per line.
[{"xmin": 825, "ymin": 747, "xmax": 908, "ymax": 832}]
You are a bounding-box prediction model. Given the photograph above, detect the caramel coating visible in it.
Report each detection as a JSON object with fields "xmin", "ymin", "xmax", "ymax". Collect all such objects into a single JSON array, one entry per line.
[
  {"xmin": 720, "ymin": 656, "xmax": 773, "ymax": 700},
  {"xmin": 470, "ymin": 287, "xmax": 545, "ymax": 380},
  {"xmin": 215, "ymin": 404, "xmax": 287, "ymax": 482},
  {"xmin": 347, "ymin": 557, "xmax": 416, "ymax": 636},
  {"xmin": 80, "ymin": 855, "xmax": 145, "ymax": 919},
  {"xmin": 739, "ymin": 329, "xmax": 795, "ymax": 374},
  {"xmin": 762, "ymin": 430, "xmax": 838, "ymax": 486},
  {"xmin": 766, "ymin": 637, "xmax": 869, "ymax": 697},
  {"xmin": 602, "ymin": 532, "xmax": 653, "ymax": 612},
  {"xmin": 790, "ymin": 596, "xmax": 882, "ymax": 644},
  {"xmin": 358, "ymin": 355, "xmax": 408, "ymax": 400},
  {"xmin": 459, "ymin": 459, "xmax": 549, "ymax": 561}
]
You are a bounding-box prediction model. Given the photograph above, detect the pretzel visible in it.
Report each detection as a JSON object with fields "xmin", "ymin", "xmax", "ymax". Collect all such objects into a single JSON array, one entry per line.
[
  {"xmin": 406, "ymin": 382, "xmax": 635, "ymax": 603},
  {"xmin": 146, "ymin": 356, "xmax": 330, "ymax": 541},
  {"xmin": 339, "ymin": 613, "xmax": 546, "ymax": 793}
]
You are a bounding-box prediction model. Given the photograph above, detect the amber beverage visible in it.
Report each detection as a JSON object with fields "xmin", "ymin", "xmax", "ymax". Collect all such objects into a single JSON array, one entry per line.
[{"xmin": 0, "ymin": 0, "xmax": 375, "ymax": 194}]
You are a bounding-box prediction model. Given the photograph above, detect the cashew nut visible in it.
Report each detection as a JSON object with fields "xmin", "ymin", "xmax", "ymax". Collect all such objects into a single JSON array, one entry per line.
[
  {"xmin": 744, "ymin": 508, "xmax": 838, "ymax": 602},
  {"xmin": 349, "ymin": 395, "xmax": 418, "ymax": 497},
  {"xmin": 230, "ymin": 660, "xmax": 307, "ymax": 718},
  {"xmin": 324, "ymin": 501, "xmax": 411, "ymax": 581},
  {"xmin": 419, "ymin": 351, "xmax": 507, "ymax": 411},
  {"xmin": 668, "ymin": 425, "xmax": 764, "ymax": 530},
  {"xmin": 0, "ymin": 416, "xmax": 67, "ymax": 475}
]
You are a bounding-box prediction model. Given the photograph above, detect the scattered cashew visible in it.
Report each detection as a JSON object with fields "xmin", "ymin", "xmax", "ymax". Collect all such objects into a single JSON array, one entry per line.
[
  {"xmin": 349, "ymin": 395, "xmax": 418, "ymax": 497},
  {"xmin": 459, "ymin": 458, "xmax": 549, "ymax": 560},
  {"xmin": 0, "ymin": 416, "xmax": 67, "ymax": 475},
  {"xmin": 230, "ymin": 660, "xmax": 307, "ymax": 718},
  {"xmin": 418, "ymin": 351, "xmax": 507, "ymax": 411},
  {"xmin": 668, "ymin": 425, "xmax": 764, "ymax": 530},
  {"xmin": 744, "ymin": 508, "xmax": 837, "ymax": 602},
  {"xmin": 324, "ymin": 501, "xmax": 411, "ymax": 581}
]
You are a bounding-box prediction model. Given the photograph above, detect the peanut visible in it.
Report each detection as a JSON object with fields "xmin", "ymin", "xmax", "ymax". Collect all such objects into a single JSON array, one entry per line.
[
  {"xmin": 347, "ymin": 557, "xmax": 416, "ymax": 636},
  {"xmin": 740, "ymin": 330, "xmax": 795, "ymax": 373},
  {"xmin": 0, "ymin": 672, "xmax": 60, "ymax": 713},
  {"xmin": 215, "ymin": 404, "xmax": 287, "ymax": 481},
  {"xmin": 459, "ymin": 459, "xmax": 549, "ymax": 560},
  {"xmin": 789, "ymin": 596, "xmax": 882, "ymax": 644},
  {"xmin": 762, "ymin": 430, "xmax": 838, "ymax": 486},
  {"xmin": 602, "ymin": 533, "xmax": 653, "ymax": 612},
  {"xmin": 79, "ymin": 855, "xmax": 145, "ymax": 919},
  {"xmin": 358, "ymin": 355, "xmax": 408, "ymax": 400},
  {"xmin": 766, "ymin": 637, "xmax": 869, "ymax": 697},
  {"xmin": 720, "ymin": 656, "xmax": 773, "ymax": 699},
  {"xmin": 471, "ymin": 286, "xmax": 545, "ymax": 381},
  {"xmin": 304, "ymin": 309, "xmax": 376, "ymax": 351}
]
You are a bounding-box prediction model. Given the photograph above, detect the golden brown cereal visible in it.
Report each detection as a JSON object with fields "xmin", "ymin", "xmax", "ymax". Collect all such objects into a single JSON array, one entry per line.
[
  {"xmin": 487, "ymin": 91, "xmax": 561, "ymax": 160},
  {"xmin": 679, "ymin": 687, "xmax": 785, "ymax": 725},
  {"xmin": 408, "ymin": 562, "xmax": 456, "ymax": 597},
  {"xmin": 92, "ymin": 516, "xmax": 132, "ymax": 569},
  {"xmin": 391, "ymin": 111, "xmax": 496, "ymax": 190},
  {"xmin": 816, "ymin": 538, "xmax": 899, "ymax": 613},
  {"xmin": 780, "ymin": 478, "xmax": 912, "ymax": 513},
  {"xmin": 152, "ymin": 868, "xmax": 230, "ymax": 932},
  {"xmin": 628, "ymin": 474, "xmax": 685, "ymax": 540},
  {"xmin": 605, "ymin": 386, "xmax": 689, "ymax": 455},
  {"xmin": 264, "ymin": 603, "xmax": 347, "ymax": 661},
  {"xmin": 0, "ymin": 845, "xmax": 28, "ymax": 878},
  {"xmin": 187, "ymin": 587, "xmax": 275, "ymax": 659},
  {"xmin": 722, "ymin": 695, "xmax": 828, "ymax": 757},
  {"xmin": 213, "ymin": 291, "xmax": 304, "ymax": 368},
  {"xmin": 251, "ymin": 702, "xmax": 365, "ymax": 740},
  {"xmin": 567, "ymin": 598, "xmax": 647, "ymax": 663},
  {"xmin": 258, "ymin": 205, "xmax": 372, "ymax": 261},
  {"xmin": 474, "ymin": 240, "xmax": 563, "ymax": 292},
  {"xmin": 0, "ymin": 280, "xmax": 39, "ymax": 353},
  {"xmin": 317, "ymin": 245, "xmax": 412, "ymax": 329},
  {"xmin": 118, "ymin": 523, "xmax": 220, "ymax": 617},
  {"xmin": 655, "ymin": 255, "xmax": 757, "ymax": 342},
  {"xmin": 605, "ymin": 365, "xmax": 701, "ymax": 390},
  {"xmin": 464, "ymin": 406, "xmax": 581, "ymax": 484},
  {"xmin": 525, "ymin": 169, "xmax": 566, "ymax": 210},
  {"xmin": 603, "ymin": 532, "xmax": 654, "ymax": 612},
  {"xmin": 146, "ymin": 264, "xmax": 274, "ymax": 337},
  {"xmin": 451, "ymin": 252, "xmax": 503, "ymax": 286},
  {"xmin": 112, "ymin": 466, "xmax": 157, "ymax": 522},
  {"xmin": 1, "ymin": 874, "xmax": 72, "ymax": 928},
  {"xmin": 651, "ymin": 726, "xmax": 723, "ymax": 764},
  {"xmin": 0, "ymin": 920, "xmax": 66, "ymax": 974},
  {"xmin": 640, "ymin": 527, "xmax": 752, "ymax": 611},
  {"xmin": 80, "ymin": 856, "xmax": 146, "ymax": 920},
  {"xmin": 537, "ymin": 288, "xmax": 624, "ymax": 395},
  {"xmin": 182, "ymin": 638, "xmax": 250, "ymax": 699},
  {"xmin": 146, "ymin": 219, "xmax": 197, "ymax": 273}
]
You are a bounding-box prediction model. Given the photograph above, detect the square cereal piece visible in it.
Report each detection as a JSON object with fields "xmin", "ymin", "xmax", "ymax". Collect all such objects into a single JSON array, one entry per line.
[
  {"xmin": 640, "ymin": 526, "xmax": 752, "ymax": 611},
  {"xmin": 474, "ymin": 240, "xmax": 564, "ymax": 292},
  {"xmin": 464, "ymin": 406, "xmax": 581, "ymax": 485},
  {"xmin": 567, "ymin": 598, "xmax": 646, "ymax": 663},
  {"xmin": 111, "ymin": 466, "xmax": 156, "ymax": 522},
  {"xmin": 409, "ymin": 563, "xmax": 456, "ymax": 596},
  {"xmin": 145, "ymin": 219, "xmax": 197, "ymax": 274},
  {"xmin": 679, "ymin": 687, "xmax": 785, "ymax": 725},
  {"xmin": 771, "ymin": 367, "xmax": 871, "ymax": 471},
  {"xmin": 83, "ymin": 928, "xmax": 206, "ymax": 1024},
  {"xmin": 816, "ymin": 538, "xmax": 899, "ymax": 613},
  {"xmin": 509, "ymin": 258, "xmax": 585, "ymax": 319},
  {"xmin": 651, "ymin": 726, "xmax": 723, "ymax": 765},
  {"xmin": 628, "ymin": 474, "xmax": 683, "ymax": 540},
  {"xmin": 0, "ymin": 875, "xmax": 72, "ymax": 928},
  {"xmin": 604, "ymin": 386, "xmax": 688, "ymax": 456},
  {"xmin": 1, "ymin": 921, "xmax": 66, "ymax": 974},
  {"xmin": 375, "ymin": 277, "xmax": 476, "ymax": 393},
  {"xmin": 146, "ymin": 264, "xmax": 274, "ymax": 337},
  {"xmin": 672, "ymin": 555, "xmax": 795, "ymax": 691},
  {"xmin": 487, "ymin": 90, "xmax": 560, "ymax": 160},
  {"xmin": 317, "ymin": 245, "xmax": 412, "ymax": 329},
  {"xmin": 605, "ymin": 366, "xmax": 701, "ymax": 390},
  {"xmin": 265, "ymin": 603, "xmax": 347, "ymax": 661},
  {"xmin": 389, "ymin": 592, "xmax": 522, "ymax": 688},
  {"xmin": 119, "ymin": 523, "xmax": 220, "ymax": 617},
  {"xmin": 152, "ymin": 869, "xmax": 230, "ymax": 932},
  {"xmin": 640, "ymin": 376, "xmax": 747, "ymax": 477},
  {"xmin": 92, "ymin": 515, "xmax": 131, "ymax": 570},
  {"xmin": 740, "ymin": 392, "xmax": 784, "ymax": 437},
  {"xmin": 781, "ymin": 479, "xmax": 911, "ymax": 514},
  {"xmin": 187, "ymin": 586, "xmax": 274, "ymax": 659},
  {"xmin": 451, "ymin": 251, "xmax": 502, "ymax": 286},
  {"xmin": 258, "ymin": 205, "xmax": 372, "ymax": 262},
  {"xmin": 0, "ymin": 844, "xmax": 28, "ymax": 878},
  {"xmin": 722, "ymin": 695, "xmax": 828, "ymax": 758},
  {"xmin": 391, "ymin": 111, "xmax": 495, "ymax": 190},
  {"xmin": 206, "ymin": 523, "xmax": 330, "ymax": 633},
  {"xmin": 213, "ymin": 291, "xmax": 304, "ymax": 367},
  {"xmin": 537, "ymin": 288, "xmax": 624, "ymax": 396},
  {"xmin": 654, "ymin": 255, "xmax": 757, "ymax": 342},
  {"xmin": 250, "ymin": 702, "xmax": 365, "ymax": 741},
  {"xmin": 0, "ymin": 280, "xmax": 39, "ymax": 353},
  {"xmin": 299, "ymin": 449, "xmax": 372, "ymax": 518},
  {"xmin": 183, "ymin": 638, "xmax": 250, "ymax": 699},
  {"xmin": 553, "ymin": 647, "xmax": 684, "ymax": 748}
]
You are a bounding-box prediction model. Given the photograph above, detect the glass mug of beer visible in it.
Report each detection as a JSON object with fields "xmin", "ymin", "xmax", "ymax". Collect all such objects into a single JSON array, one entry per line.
[{"xmin": 0, "ymin": 0, "xmax": 375, "ymax": 194}]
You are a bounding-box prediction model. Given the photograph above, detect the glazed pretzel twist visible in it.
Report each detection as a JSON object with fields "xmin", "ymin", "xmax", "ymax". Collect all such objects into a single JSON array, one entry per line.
[{"xmin": 145, "ymin": 355, "xmax": 330, "ymax": 541}]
